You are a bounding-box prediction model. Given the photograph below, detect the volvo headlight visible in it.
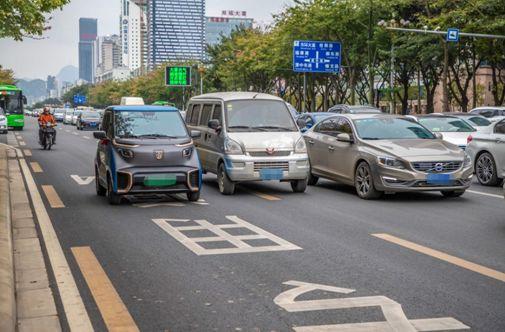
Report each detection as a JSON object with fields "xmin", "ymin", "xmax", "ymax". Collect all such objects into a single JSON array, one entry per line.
[
  {"xmin": 463, "ymin": 153, "xmax": 472, "ymax": 167},
  {"xmin": 224, "ymin": 138, "xmax": 244, "ymax": 155},
  {"xmin": 294, "ymin": 137, "xmax": 307, "ymax": 153},
  {"xmin": 377, "ymin": 156, "xmax": 405, "ymax": 169}
]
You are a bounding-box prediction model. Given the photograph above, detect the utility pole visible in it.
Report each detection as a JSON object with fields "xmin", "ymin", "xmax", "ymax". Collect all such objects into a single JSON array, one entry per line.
[
  {"xmin": 390, "ymin": 42, "xmax": 395, "ymax": 114},
  {"xmin": 442, "ymin": 40, "xmax": 449, "ymax": 112},
  {"xmin": 303, "ymin": 73, "xmax": 307, "ymax": 113},
  {"xmin": 368, "ymin": 0, "xmax": 374, "ymax": 106}
]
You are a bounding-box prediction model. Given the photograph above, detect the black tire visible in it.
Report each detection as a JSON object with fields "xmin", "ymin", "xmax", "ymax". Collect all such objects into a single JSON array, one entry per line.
[
  {"xmin": 354, "ymin": 162, "xmax": 382, "ymax": 200},
  {"xmin": 107, "ymin": 177, "xmax": 122, "ymax": 205},
  {"xmin": 291, "ymin": 179, "xmax": 307, "ymax": 193},
  {"xmin": 307, "ymin": 171, "xmax": 319, "ymax": 186},
  {"xmin": 95, "ymin": 168, "xmax": 106, "ymax": 196},
  {"xmin": 187, "ymin": 191, "xmax": 201, "ymax": 202},
  {"xmin": 475, "ymin": 152, "xmax": 500, "ymax": 186},
  {"xmin": 217, "ymin": 163, "xmax": 235, "ymax": 195},
  {"xmin": 441, "ymin": 190, "xmax": 465, "ymax": 198}
]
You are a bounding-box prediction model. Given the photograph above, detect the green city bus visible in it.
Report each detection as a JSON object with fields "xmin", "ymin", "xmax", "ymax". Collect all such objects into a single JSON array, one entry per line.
[{"xmin": 0, "ymin": 84, "xmax": 27, "ymax": 130}]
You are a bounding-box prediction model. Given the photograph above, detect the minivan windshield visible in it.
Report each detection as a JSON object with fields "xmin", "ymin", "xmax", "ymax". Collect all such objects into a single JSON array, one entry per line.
[
  {"xmin": 226, "ymin": 100, "xmax": 298, "ymax": 132},
  {"xmin": 114, "ymin": 111, "xmax": 187, "ymax": 139},
  {"xmin": 417, "ymin": 117, "xmax": 476, "ymax": 133},
  {"xmin": 354, "ymin": 118, "xmax": 435, "ymax": 140}
]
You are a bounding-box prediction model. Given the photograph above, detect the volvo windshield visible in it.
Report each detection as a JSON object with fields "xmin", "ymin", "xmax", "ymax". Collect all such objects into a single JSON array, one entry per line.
[
  {"xmin": 354, "ymin": 118, "xmax": 435, "ymax": 140},
  {"xmin": 226, "ymin": 100, "xmax": 298, "ymax": 132},
  {"xmin": 115, "ymin": 111, "xmax": 188, "ymax": 139}
]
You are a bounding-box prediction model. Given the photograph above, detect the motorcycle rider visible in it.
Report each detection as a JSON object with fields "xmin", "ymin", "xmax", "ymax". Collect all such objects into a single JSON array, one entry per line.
[{"xmin": 38, "ymin": 107, "xmax": 56, "ymax": 144}]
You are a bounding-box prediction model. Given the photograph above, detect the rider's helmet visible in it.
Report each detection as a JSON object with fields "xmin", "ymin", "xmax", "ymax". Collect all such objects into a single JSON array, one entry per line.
[{"xmin": 42, "ymin": 107, "xmax": 50, "ymax": 114}]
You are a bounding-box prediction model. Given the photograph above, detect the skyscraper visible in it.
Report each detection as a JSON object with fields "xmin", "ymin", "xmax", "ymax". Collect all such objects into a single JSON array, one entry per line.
[
  {"xmin": 78, "ymin": 18, "xmax": 98, "ymax": 83},
  {"xmin": 147, "ymin": 0, "xmax": 205, "ymax": 69},
  {"xmin": 120, "ymin": 0, "xmax": 148, "ymax": 73},
  {"xmin": 100, "ymin": 35, "xmax": 122, "ymax": 72},
  {"xmin": 205, "ymin": 14, "xmax": 253, "ymax": 47}
]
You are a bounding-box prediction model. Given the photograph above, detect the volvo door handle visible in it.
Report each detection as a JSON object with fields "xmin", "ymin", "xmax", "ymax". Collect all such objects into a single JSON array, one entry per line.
[
  {"xmin": 308, "ymin": 140, "xmax": 315, "ymax": 145},
  {"xmin": 328, "ymin": 146, "xmax": 335, "ymax": 151}
]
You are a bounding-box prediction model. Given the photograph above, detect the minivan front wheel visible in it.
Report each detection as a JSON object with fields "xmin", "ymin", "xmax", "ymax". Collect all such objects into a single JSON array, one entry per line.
[
  {"xmin": 217, "ymin": 163, "xmax": 235, "ymax": 195},
  {"xmin": 291, "ymin": 179, "xmax": 307, "ymax": 193},
  {"xmin": 355, "ymin": 162, "xmax": 382, "ymax": 200}
]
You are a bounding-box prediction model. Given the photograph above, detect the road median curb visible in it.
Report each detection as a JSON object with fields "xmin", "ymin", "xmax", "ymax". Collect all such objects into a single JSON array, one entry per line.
[{"xmin": 0, "ymin": 144, "xmax": 16, "ymax": 332}]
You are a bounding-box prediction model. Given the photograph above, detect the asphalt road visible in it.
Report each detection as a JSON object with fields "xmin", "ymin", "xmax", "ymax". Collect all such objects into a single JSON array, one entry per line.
[{"xmin": 12, "ymin": 118, "xmax": 505, "ymax": 331}]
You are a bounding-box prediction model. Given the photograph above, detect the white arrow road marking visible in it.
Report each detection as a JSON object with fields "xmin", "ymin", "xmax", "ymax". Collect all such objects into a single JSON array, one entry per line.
[
  {"xmin": 274, "ymin": 281, "xmax": 469, "ymax": 331},
  {"xmin": 71, "ymin": 175, "xmax": 95, "ymax": 185}
]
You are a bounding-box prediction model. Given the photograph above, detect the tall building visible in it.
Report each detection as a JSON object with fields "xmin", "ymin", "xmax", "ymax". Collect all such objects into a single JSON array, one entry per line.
[
  {"xmin": 147, "ymin": 0, "xmax": 205, "ymax": 69},
  {"xmin": 205, "ymin": 13, "xmax": 253, "ymax": 47},
  {"xmin": 100, "ymin": 35, "xmax": 122, "ymax": 72},
  {"xmin": 120, "ymin": 0, "xmax": 148, "ymax": 73},
  {"xmin": 78, "ymin": 18, "xmax": 98, "ymax": 83}
]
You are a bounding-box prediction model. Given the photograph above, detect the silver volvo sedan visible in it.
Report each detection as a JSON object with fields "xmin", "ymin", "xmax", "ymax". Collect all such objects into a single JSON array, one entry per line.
[{"xmin": 304, "ymin": 114, "xmax": 473, "ymax": 199}]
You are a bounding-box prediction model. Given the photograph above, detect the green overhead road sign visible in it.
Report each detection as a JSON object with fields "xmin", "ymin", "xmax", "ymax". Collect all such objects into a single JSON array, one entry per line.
[{"xmin": 165, "ymin": 66, "xmax": 191, "ymax": 87}]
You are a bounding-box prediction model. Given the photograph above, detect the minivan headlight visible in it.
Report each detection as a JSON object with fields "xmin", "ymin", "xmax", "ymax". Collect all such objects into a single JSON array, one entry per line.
[
  {"xmin": 377, "ymin": 156, "xmax": 405, "ymax": 169},
  {"xmin": 224, "ymin": 138, "xmax": 244, "ymax": 155},
  {"xmin": 463, "ymin": 153, "xmax": 472, "ymax": 167},
  {"xmin": 294, "ymin": 137, "xmax": 307, "ymax": 153}
]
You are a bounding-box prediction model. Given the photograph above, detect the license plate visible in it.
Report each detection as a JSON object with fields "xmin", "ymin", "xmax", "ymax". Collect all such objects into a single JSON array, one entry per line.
[
  {"xmin": 426, "ymin": 173, "xmax": 452, "ymax": 185},
  {"xmin": 260, "ymin": 168, "xmax": 284, "ymax": 181},
  {"xmin": 143, "ymin": 175, "xmax": 177, "ymax": 187}
]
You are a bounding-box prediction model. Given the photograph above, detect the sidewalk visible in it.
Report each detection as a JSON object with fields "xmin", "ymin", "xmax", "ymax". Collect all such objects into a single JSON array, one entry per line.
[{"xmin": 0, "ymin": 139, "xmax": 62, "ymax": 332}]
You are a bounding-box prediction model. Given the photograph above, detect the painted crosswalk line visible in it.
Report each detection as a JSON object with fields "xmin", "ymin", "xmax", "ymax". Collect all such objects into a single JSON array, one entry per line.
[
  {"xmin": 274, "ymin": 280, "xmax": 469, "ymax": 331},
  {"xmin": 152, "ymin": 215, "xmax": 301, "ymax": 255}
]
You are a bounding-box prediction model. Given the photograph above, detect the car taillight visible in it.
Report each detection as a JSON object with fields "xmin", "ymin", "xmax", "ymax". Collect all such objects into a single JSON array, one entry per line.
[{"xmin": 467, "ymin": 135, "xmax": 473, "ymax": 144}]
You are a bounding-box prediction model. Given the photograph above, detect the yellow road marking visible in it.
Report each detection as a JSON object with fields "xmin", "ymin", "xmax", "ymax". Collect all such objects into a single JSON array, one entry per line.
[
  {"xmin": 41, "ymin": 185, "xmax": 65, "ymax": 208},
  {"xmin": 23, "ymin": 149, "xmax": 32, "ymax": 156},
  {"xmin": 71, "ymin": 247, "xmax": 139, "ymax": 332},
  {"xmin": 30, "ymin": 161, "xmax": 43, "ymax": 173},
  {"xmin": 372, "ymin": 233, "xmax": 505, "ymax": 283},
  {"xmin": 242, "ymin": 188, "xmax": 282, "ymax": 201}
]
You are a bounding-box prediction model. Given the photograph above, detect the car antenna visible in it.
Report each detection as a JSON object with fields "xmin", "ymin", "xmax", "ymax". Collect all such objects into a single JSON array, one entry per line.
[{"xmin": 253, "ymin": 93, "xmax": 260, "ymax": 99}]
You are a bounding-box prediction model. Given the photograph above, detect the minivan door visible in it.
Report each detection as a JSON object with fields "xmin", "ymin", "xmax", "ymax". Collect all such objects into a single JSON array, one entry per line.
[{"xmin": 205, "ymin": 104, "xmax": 223, "ymax": 173}]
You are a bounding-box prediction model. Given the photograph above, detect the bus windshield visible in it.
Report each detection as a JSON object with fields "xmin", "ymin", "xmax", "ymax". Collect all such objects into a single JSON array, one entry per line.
[{"xmin": 0, "ymin": 91, "xmax": 23, "ymax": 115}]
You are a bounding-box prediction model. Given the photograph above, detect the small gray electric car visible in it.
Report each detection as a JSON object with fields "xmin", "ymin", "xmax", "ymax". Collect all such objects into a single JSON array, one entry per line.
[{"xmin": 93, "ymin": 105, "xmax": 202, "ymax": 205}]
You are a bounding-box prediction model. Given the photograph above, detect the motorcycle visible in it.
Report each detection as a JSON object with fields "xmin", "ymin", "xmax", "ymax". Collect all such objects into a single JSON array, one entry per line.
[{"xmin": 40, "ymin": 122, "xmax": 56, "ymax": 150}]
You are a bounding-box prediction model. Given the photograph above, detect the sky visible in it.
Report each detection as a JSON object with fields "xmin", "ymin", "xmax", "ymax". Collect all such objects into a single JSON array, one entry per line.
[{"xmin": 0, "ymin": 0, "xmax": 293, "ymax": 80}]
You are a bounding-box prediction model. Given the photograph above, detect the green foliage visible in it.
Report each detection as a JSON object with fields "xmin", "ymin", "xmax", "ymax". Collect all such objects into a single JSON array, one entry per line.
[
  {"xmin": 0, "ymin": 65, "xmax": 15, "ymax": 84},
  {"xmin": 0, "ymin": 0, "xmax": 70, "ymax": 41}
]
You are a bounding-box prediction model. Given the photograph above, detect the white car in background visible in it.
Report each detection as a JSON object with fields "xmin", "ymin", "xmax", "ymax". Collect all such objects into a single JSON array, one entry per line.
[
  {"xmin": 469, "ymin": 106, "xmax": 505, "ymax": 120},
  {"xmin": 438, "ymin": 112, "xmax": 492, "ymax": 132},
  {"xmin": 0, "ymin": 109, "xmax": 7, "ymax": 134},
  {"xmin": 64, "ymin": 109, "xmax": 74, "ymax": 124},
  {"xmin": 467, "ymin": 118, "xmax": 505, "ymax": 186},
  {"xmin": 408, "ymin": 114, "xmax": 476, "ymax": 150},
  {"xmin": 71, "ymin": 110, "xmax": 83, "ymax": 125}
]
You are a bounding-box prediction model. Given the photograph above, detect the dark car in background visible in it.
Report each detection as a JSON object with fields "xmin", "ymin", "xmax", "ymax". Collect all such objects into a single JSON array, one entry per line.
[
  {"xmin": 93, "ymin": 106, "xmax": 202, "ymax": 205},
  {"xmin": 329, "ymin": 104, "xmax": 382, "ymax": 114},
  {"xmin": 77, "ymin": 111, "xmax": 101, "ymax": 130},
  {"xmin": 297, "ymin": 112, "xmax": 334, "ymax": 132}
]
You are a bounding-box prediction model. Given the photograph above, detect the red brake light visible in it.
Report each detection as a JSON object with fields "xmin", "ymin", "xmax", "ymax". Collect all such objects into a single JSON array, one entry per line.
[{"xmin": 467, "ymin": 135, "xmax": 473, "ymax": 144}]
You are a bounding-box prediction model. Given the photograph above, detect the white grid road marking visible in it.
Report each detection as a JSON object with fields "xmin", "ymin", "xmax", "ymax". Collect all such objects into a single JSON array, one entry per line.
[{"xmin": 152, "ymin": 216, "xmax": 302, "ymax": 255}]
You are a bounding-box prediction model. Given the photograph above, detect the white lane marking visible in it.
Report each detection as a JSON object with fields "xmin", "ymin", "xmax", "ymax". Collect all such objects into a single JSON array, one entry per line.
[
  {"xmin": 467, "ymin": 190, "xmax": 503, "ymax": 199},
  {"xmin": 73, "ymin": 132, "xmax": 79, "ymax": 136},
  {"xmin": 19, "ymin": 141, "xmax": 26, "ymax": 146},
  {"xmin": 18, "ymin": 152, "xmax": 93, "ymax": 331},
  {"xmin": 83, "ymin": 136, "xmax": 90, "ymax": 140},
  {"xmin": 152, "ymin": 216, "xmax": 301, "ymax": 255},
  {"xmin": 174, "ymin": 194, "xmax": 209, "ymax": 205},
  {"xmin": 70, "ymin": 175, "xmax": 95, "ymax": 185},
  {"xmin": 65, "ymin": 130, "xmax": 70, "ymax": 133},
  {"xmin": 274, "ymin": 280, "xmax": 469, "ymax": 331},
  {"xmin": 134, "ymin": 202, "xmax": 185, "ymax": 208}
]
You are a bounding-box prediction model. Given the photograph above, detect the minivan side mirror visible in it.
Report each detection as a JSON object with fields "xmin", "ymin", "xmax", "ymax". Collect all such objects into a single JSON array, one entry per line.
[
  {"xmin": 336, "ymin": 133, "xmax": 354, "ymax": 143},
  {"xmin": 190, "ymin": 130, "xmax": 201, "ymax": 139},
  {"xmin": 208, "ymin": 119, "xmax": 221, "ymax": 131},
  {"xmin": 296, "ymin": 118, "xmax": 307, "ymax": 129},
  {"xmin": 93, "ymin": 131, "xmax": 107, "ymax": 140}
]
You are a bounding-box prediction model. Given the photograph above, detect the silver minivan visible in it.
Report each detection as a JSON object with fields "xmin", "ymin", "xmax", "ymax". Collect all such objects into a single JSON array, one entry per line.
[{"xmin": 186, "ymin": 92, "xmax": 309, "ymax": 195}]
